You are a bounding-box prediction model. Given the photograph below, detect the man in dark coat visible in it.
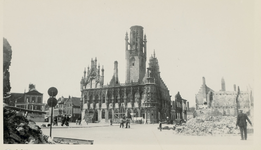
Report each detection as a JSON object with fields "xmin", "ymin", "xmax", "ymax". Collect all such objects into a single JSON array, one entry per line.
[
  {"xmin": 61, "ymin": 115, "xmax": 65, "ymax": 126},
  {"xmin": 236, "ymin": 109, "xmax": 252, "ymax": 140},
  {"xmin": 159, "ymin": 121, "xmax": 162, "ymax": 131}
]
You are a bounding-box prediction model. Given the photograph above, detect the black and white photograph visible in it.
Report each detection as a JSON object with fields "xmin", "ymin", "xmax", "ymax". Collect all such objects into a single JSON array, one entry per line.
[{"xmin": 2, "ymin": 0, "xmax": 261, "ymax": 150}]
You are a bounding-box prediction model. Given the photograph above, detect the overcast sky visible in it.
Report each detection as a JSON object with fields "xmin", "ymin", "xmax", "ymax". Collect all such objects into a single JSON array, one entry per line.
[{"xmin": 3, "ymin": 0, "xmax": 258, "ymax": 107}]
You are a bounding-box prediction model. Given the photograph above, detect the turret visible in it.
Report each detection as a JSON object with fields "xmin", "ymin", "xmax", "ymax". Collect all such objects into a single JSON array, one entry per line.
[
  {"xmin": 95, "ymin": 57, "xmax": 97, "ymax": 69},
  {"xmin": 221, "ymin": 77, "xmax": 226, "ymax": 91},
  {"xmin": 114, "ymin": 61, "xmax": 119, "ymax": 83},
  {"xmin": 101, "ymin": 65, "xmax": 104, "ymax": 85},
  {"xmin": 202, "ymin": 77, "xmax": 206, "ymax": 85},
  {"xmin": 144, "ymin": 34, "xmax": 147, "ymax": 60},
  {"xmin": 125, "ymin": 32, "xmax": 129, "ymax": 51},
  {"xmin": 98, "ymin": 64, "xmax": 100, "ymax": 76},
  {"xmin": 91, "ymin": 58, "xmax": 94, "ymax": 69},
  {"xmin": 84, "ymin": 68, "xmax": 86, "ymax": 78}
]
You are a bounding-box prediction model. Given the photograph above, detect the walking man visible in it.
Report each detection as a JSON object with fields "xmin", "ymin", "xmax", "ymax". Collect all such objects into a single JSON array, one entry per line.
[
  {"xmin": 236, "ymin": 109, "xmax": 252, "ymax": 140},
  {"xmin": 110, "ymin": 119, "xmax": 113, "ymax": 125},
  {"xmin": 159, "ymin": 121, "xmax": 162, "ymax": 131}
]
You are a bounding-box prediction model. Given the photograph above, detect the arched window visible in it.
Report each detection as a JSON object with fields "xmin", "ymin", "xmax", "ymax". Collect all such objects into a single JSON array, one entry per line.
[
  {"xmin": 102, "ymin": 95, "xmax": 105, "ymax": 103},
  {"xmin": 115, "ymin": 96, "xmax": 118, "ymax": 103},
  {"xmin": 102, "ymin": 109, "xmax": 105, "ymax": 119},
  {"xmin": 109, "ymin": 109, "xmax": 113, "ymax": 119}
]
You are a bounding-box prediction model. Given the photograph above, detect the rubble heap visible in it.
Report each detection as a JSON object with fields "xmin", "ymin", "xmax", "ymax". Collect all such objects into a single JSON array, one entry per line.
[
  {"xmin": 4, "ymin": 107, "xmax": 54, "ymax": 144},
  {"xmin": 174, "ymin": 114, "xmax": 240, "ymax": 136}
]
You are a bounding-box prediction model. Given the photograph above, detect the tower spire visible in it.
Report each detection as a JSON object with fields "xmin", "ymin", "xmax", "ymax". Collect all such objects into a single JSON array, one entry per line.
[{"xmin": 154, "ymin": 50, "xmax": 156, "ymax": 58}]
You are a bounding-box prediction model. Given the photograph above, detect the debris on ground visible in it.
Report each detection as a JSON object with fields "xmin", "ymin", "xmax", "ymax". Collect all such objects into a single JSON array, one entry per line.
[
  {"xmin": 3, "ymin": 107, "xmax": 55, "ymax": 144},
  {"xmin": 173, "ymin": 115, "xmax": 241, "ymax": 136}
]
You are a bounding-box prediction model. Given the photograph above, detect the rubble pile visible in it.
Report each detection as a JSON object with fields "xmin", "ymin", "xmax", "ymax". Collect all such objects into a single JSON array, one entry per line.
[
  {"xmin": 174, "ymin": 115, "xmax": 240, "ymax": 136},
  {"xmin": 4, "ymin": 107, "xmax": 54, "ymax": 144}
]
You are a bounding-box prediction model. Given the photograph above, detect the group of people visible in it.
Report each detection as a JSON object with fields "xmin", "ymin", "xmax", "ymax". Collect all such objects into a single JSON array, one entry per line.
[
  {"xmin": 51, "ymin": 115, "xmax": 70, "ymax": 126},
  {"xmin": 61, "ymin": 115, "xmax": 70, "ymax": 126},
  {"xmin": 119, "ymin": 117, "xmax": 130, "ymax": 128}
]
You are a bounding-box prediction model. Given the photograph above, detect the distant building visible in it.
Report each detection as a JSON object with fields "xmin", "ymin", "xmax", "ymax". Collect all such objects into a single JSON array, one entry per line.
[
  {"xmin": 64, "ymin": 96, "xmax": 81, "ymax": 122},
  {"xmin": 14, "ymin": 84, "xmax": 45, "ymax": 121},
  {"xmin": 195, "ymin": 77, "xmax": 253, "ymax": 116},
  {"xmin": 171, "ymin": 92, "xmax": 189, "ymax": 122},
  {"xmin": 80, "ymin": 26, "xmax": 172, "ymax": 124}
]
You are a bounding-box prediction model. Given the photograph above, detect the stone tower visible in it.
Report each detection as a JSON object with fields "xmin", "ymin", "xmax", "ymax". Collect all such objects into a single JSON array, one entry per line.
[
  {"xmin": 125, "ymin": 25, "xmax": 147, "ymax": 83},
  {"xmin": 221, "ymin": 77, "xmax": 226, "ymax": 91}
]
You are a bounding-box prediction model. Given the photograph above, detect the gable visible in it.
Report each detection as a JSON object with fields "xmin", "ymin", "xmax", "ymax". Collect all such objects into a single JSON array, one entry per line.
[{"xmin": 25, "ymin": 90, "xmax": 43, "ymax": 95}]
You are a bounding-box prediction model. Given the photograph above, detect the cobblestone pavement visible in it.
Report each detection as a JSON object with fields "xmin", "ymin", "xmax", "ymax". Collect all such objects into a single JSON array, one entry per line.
[{"xmin": 40, "ymin": 123, "xmax": 254, "ymax": 146}]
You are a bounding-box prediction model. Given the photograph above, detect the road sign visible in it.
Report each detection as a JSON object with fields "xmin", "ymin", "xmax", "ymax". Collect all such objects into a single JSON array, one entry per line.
[
  {"xmin": 48, "ymin": 87, "xmax": 58, "ymax": 97},
  {"xmin": 47, "ymin": 97, "xmax": 58, "ymax": 107}
]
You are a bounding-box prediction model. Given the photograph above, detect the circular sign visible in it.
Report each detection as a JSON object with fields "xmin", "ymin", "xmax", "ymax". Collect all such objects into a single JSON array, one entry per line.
[
  {"xmin": 47, "ymin": 97, "xmax": 58, "ymax": 107},
  {"xmin": 48, "ymin": 87, "xmax": 58, "ymax": 97}
]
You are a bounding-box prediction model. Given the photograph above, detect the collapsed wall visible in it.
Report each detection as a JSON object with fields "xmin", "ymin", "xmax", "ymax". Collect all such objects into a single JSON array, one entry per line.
[{"xmin": 173, "ymin": 109, "xmax": 252, "ymax": 136}]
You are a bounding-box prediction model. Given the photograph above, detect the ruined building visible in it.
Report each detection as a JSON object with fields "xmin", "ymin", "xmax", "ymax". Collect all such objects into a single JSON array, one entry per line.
[
  {"xmin": 80, "ymin": 26, "xmax": 171, "ymax": 123},
  {"xmin": 195, "ymin": 77, "xmax": 253, "ymax": 116}
]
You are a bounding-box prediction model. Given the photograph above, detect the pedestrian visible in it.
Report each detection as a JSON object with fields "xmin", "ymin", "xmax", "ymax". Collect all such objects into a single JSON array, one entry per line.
[
  {"xmin": 78, "ymin": 117, "xmax": 82, "ymax": 125},
  {"xmin": 110, "ymin": 119, "xmax": 113, "ymax": 125},
  {"xmin": 53, "ymin": 116, "xmax": 58, "ymax": 126},
  {"xmin": 84, "ymin": 114, "xmax": 88, "ymax": 125},
  {"xmin": 127, "ymin": 119, "xmax": 130, "ymax": 128},
  {"xmin": 61, "ymin": 115, "xmax": 65, "ymax": 126},
  {"xmin": 66, "ymin": 115, "xmax": 70, "ymax": 126},
  {"xmin": 120, "ymin": 118, "xmax": 124, "ymax": 128},
  {"xmin": 159, "ymin": 121, "xmax": 162, "ymax": 131},
  {"xmin": 125, "ymin": 118, "xmax": 128, "ymax": 128},
  {"xmin": 236, "ymin": 109, "xmax": 252, "ymax": 140}
]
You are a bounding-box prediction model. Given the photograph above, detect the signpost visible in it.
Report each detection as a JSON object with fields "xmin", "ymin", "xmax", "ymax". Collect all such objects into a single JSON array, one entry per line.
[{"xmin": 47, "ymin": 87, "xmax": 58, "ymax": 138}]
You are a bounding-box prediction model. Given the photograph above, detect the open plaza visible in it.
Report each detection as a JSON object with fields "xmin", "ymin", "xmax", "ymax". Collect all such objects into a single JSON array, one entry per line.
[{"xmin": 39, "ymin": 122, "xmax": 254, "ymax": 146}]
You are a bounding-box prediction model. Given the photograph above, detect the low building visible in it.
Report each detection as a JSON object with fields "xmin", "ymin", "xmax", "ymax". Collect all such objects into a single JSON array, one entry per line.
[
  {"xmin": 64, "ymin": 96, "xmax": 81, "ymax": 122},
  {"xmin": 14, "ymin": 84, "xmax": 45, "ymax": 122}
]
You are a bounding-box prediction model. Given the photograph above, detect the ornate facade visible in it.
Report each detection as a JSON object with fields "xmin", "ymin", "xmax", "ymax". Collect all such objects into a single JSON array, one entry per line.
[{"xmin": 80, "ymin": 26, "xmax": 171, "ymax": 123}]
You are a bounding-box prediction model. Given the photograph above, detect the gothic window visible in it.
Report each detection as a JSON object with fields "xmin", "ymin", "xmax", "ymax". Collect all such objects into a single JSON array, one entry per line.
[
  {"xmin": 115, "ymin": 96, "xmax": 118, "ymax": 103},
  {"xmin": 84, "ymin": 95, "xmax": 87, "ymax": 103},
  {"xmin": 102, "ymin": 96, "xmax": 105, "ymax": 103},
  {"xmin": 109, "ymin": 109, "xmax": 113, "ymax": 119},
  {"xmin": 134, "ymin": 109, "xmax": 138, "ymax": 117}
]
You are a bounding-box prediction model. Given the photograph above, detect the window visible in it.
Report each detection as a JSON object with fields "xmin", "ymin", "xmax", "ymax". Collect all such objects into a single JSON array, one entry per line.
[
  {"xmin": 102, "ymin": 96, "xmax": 105, "ymax": 103},
  {"xmin": 38, "ymin": 97, "xmax": 42, "ymax": 103},
  {"xmin": 32, "ymin": 97, "xmax": 36, "ymax": 103},
  {"xmin": 102, "ymin": 109, "xmax": 105, "ymax": 119},
  {"xmin": 115, "ymin": 96, "xmax": 118, "ymax": 103}
]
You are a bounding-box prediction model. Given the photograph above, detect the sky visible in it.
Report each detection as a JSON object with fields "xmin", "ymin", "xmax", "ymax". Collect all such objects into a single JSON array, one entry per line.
[{"xmin": 3, "ymin": 0, "xmax": 259, "ymax": 107}]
